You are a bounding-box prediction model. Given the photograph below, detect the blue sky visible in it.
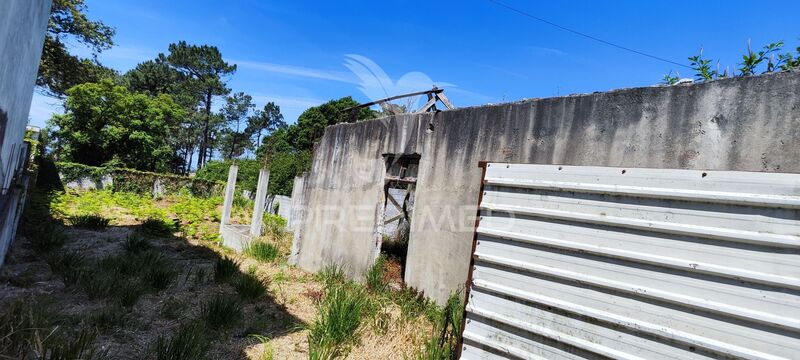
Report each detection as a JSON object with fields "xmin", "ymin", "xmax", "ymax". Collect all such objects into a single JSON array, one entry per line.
[{"xmin": 29, "ymin": 0, "xmax": 800, "ymax": 128}]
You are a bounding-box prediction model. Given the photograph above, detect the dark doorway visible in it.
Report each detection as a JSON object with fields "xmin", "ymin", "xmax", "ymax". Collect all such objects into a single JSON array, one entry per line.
[{"xmin": 378, "ymin": 154, "xmax": 419, "ymax": 288}]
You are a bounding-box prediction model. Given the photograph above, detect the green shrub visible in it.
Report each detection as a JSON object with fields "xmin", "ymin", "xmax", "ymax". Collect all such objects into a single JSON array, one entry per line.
[
  {"xmin": 307, "ymin": 284, "xmax": 370, "ymax": 358},
  {"xmin": 67, "ymin": 214, "xmax": 110, "ymax": 229},
  {"xmin": 152, "ymin": 322, "xmax": 209, "ymax": 360},
  {"xmin": 195, "ymin": 159, "xmax": 261, "ymax": 193},
  {"xmin": 201, "ymin": 296, "xmax": 242, "ymax": 330},
  {"xmin": 262, "ymin": 213, "xmax": 287, "ymax": 237},
  {"xmin": 244, "ymin": 241, "xmax": 280, "ymax": 263}
]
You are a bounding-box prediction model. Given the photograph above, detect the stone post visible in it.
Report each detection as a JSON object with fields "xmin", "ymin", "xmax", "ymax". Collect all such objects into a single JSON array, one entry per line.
[
  {"xmin": 219, "ymin": 164, "xmax": 238, "ymax": 233},
  {"xmin": 249, "ymin": 168, "xmax": 270, "ymax": 237}
]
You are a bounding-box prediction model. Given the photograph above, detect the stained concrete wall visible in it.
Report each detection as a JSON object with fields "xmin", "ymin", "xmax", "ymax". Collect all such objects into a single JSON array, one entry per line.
[
  {"xmin": 293, "ymin": 71, "xmax": 800, "ymax": 303},
  {"xmin": 0, "ymin": 0, "xmax": 52, "ymax": 267}
]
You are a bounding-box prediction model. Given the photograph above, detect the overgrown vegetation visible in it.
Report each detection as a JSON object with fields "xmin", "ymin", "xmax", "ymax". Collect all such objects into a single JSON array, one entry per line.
[
  {"xmin": 6, "ymin": 185, "xmax": 460, "ymax": 359},
  {"xmin": 663, "ymin": 38, "xmax": 800, "ymax": 84},
  {"xmin": 244, "ymin": 240, "xmax": 281, "ymax": 263},
  {"xmin": 0, "ymin": 297, "xmax": 105, "ymax": 359}
]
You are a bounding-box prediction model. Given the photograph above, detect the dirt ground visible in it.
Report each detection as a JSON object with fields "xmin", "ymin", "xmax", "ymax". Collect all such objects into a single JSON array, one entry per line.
[{"xmin": 0, "ymin": 191, "xmax": 432, "ymax": 359}]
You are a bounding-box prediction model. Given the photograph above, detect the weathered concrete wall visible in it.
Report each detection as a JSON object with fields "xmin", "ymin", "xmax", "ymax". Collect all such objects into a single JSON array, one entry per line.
[
  {"xmin": 293, "ymin": 71, "xmax": 800, "ymax": 303},
  {"xmin": 0, "ymin": 0, "xmax": 52, "ymax": 268}
]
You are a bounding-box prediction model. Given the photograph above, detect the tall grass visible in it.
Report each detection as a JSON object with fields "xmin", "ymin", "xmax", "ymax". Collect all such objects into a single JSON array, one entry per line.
[
  {"xmin": 27, "ymin": 222, "xmax": 66, "ymax": 252},
  {"xmin": 152, "ymin": 322, "xmax": 209, "ymax": 360},
  {"xmin": 46, "ymin": 250, "xmax": 87, "ymax": 285},
  {"xmin": 412, "ymin": 292, "xmax": 464, "ymax": 360},
  {"xmin": 307, "ymin": 284, "xmax": 371, "ymax": 358},
  {"xmin": 364, "ymin": 255, "xmax": 387, "ymax": 293},
  {"xmin": 214, "ymin": 256, "xmax": 239, "ymax": 282},
  {"xmin": 201, "ymin": 296, "xmax": 242, "ymax": 330},
  {"xmin": 67, "ymin": 214, "xmax": 110, "ymax": 230},
  {"xmin": 0, "ymin": 298, "xmax": 104, "ymax": 359},
  {"xmin": 315, "ymin": 263, "xmax": 346, "ymax": 288},
  {"xmin": 234, "ymin": 269, "xmax": 268, "ymax": 300},
  {"xmin": 123, "ymin": 234, "xmax": 151, "ymax": 253},
  {"xmin": 243, "ymin": 241, "xmax": 280, "ymax": 263}
]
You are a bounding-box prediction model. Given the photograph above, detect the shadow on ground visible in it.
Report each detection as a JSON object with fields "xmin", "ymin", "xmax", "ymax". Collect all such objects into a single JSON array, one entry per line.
[{"xmin": 0, "ymin": 176, "xmax": 303, "ymax": 359}]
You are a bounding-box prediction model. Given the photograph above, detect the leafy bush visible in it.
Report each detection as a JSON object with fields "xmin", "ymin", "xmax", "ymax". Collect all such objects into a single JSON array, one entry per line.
[
  {"xmin": 56, "ymin": 161, "xmax": 223, "ymax": 197},
  {"xmin": 262, "ymin": 213, "xmax": 287, "ymax": 237},
  {"xmin": 195, "ymin": 159, "xmax": 262, "ymax": 193}
]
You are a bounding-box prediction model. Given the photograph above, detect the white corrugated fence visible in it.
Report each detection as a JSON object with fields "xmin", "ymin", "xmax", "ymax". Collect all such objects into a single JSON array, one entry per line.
[{"xmin": 461, "ymin": 163, "xmax": 800, "ymax": 359}]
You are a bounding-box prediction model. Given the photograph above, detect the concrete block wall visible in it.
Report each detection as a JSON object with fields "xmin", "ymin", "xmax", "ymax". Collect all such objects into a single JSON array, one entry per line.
[
  {"xmin": 0, "ymin": 0, "xmax": 52, "ymax": 268},
  {"xmin": 293, "ymin": 72, "xmax": 800, "ymax": 304}
]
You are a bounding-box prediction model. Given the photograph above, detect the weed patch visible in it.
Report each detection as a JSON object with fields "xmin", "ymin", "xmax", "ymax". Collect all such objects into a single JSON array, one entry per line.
[
  {"xmin": 233, "ymin": 269, "xmax": 268, "ymax": 300},
  {"xmin": 307, "ymin": 284, "xmax": 371, "ymax": 358},
  {"xmin": 122, "ymin": 234, "xmax": 151, "ymax": 253},
  {"xmin": 201, "ymin": 296, "xmax": 242, "ymax": 330},
  {"xmin": 214, "ymin": 256, "xmax": 239, "ymax": 282},
  {"xmin": 67, "ymin": 214, "xmax": 110, "ymax": 229},
  {"xmin": 364, "ymin": 255, "xmax": 387, "ymax": 293},
  {"xmin": 152, "ymin": 322, "xmax": 209, "ymax": 360},
  {"xmin": 243, "ymin": 241, "xmax": 280, "ymax": 262}
]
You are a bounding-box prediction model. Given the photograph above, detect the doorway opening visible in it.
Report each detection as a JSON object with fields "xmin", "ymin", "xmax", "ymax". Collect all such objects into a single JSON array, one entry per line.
[{"xmin": 378, "ymin": 154, "xmax": 419, "ymax": 289}]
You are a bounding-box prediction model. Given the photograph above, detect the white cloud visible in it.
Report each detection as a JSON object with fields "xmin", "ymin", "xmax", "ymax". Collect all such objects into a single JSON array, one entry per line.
[{"xmin": 231, "ymin": 59, "xmax": 356, "ymax": 83}]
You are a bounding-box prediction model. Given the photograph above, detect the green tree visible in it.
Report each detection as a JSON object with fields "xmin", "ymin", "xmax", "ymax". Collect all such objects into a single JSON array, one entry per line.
[
  {"xmin": 287, "ymin": 96, "xmax": 376, "ymax": 151},
  {"xmin": 219, "ymin": 92, "xmax": 255, "ymax": 159},
  {"xmin": 164, "ymin": 41, "xmax": 237, "ymax": 169},
  {"xmin": 48, "ymin": 79, "xmax": 184, "ymax": 172},
  {"xmin": 254, "ymin": 96, "xmax": 376, "ymax": 195},
  {"xmin": 247, "ymin": 102, "xmax": 286, "ymax": 149},
  {"xmin": 37, "ymin": 0, "xmax": 117, "ymax": 97}
]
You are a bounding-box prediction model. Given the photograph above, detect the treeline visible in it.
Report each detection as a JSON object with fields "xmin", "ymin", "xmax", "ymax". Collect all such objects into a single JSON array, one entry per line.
[{"xmin": 38, "ymin": 1, "xmax": 377, "ymax": 195}]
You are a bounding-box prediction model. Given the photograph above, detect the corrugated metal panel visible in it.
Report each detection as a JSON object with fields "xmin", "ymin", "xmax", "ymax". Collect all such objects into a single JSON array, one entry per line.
[{"xmin": 461, "ymin": 164, "xmax": 800, "ymax": 360}]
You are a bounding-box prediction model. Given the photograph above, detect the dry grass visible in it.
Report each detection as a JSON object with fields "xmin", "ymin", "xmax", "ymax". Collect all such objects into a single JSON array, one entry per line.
[{"xmin": 1, "ymin": 189, "xmax": 446, "ymax": 359}]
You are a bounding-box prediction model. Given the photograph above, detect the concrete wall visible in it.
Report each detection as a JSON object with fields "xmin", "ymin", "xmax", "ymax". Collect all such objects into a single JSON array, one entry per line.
[
  {"xmin": 0, "ymin": 0, "xmax": 51, "ymax": 191},
  {"xmin": 293, "ymin": 71, "xmax": 800, "ymax": 303},
  {"xmin": 0, "ymin": 0, "xmax": 52, "ymax": 267}
]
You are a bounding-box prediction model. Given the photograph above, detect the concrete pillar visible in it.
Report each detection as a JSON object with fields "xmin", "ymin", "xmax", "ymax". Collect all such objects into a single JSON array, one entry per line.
[
  {"xmin": 249, "ymin": 168, "xmax": 270, "ymax": 236},
  {"xmin": 288, "ymin": 173, "xmax": 307, "ymax": 265},
  {"xmin": 219, "ymin": 165, "xmax": 238, "ymax": 233}
]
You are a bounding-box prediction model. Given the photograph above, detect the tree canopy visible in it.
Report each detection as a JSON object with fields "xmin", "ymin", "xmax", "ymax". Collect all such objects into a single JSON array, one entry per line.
[
  {"xmin": 48, "ymin": 79, "xmax": 184, "ymax": 172},
  {"xmin": 38, "ymin": 0, "xmax": 117, "ymax": 97}
]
